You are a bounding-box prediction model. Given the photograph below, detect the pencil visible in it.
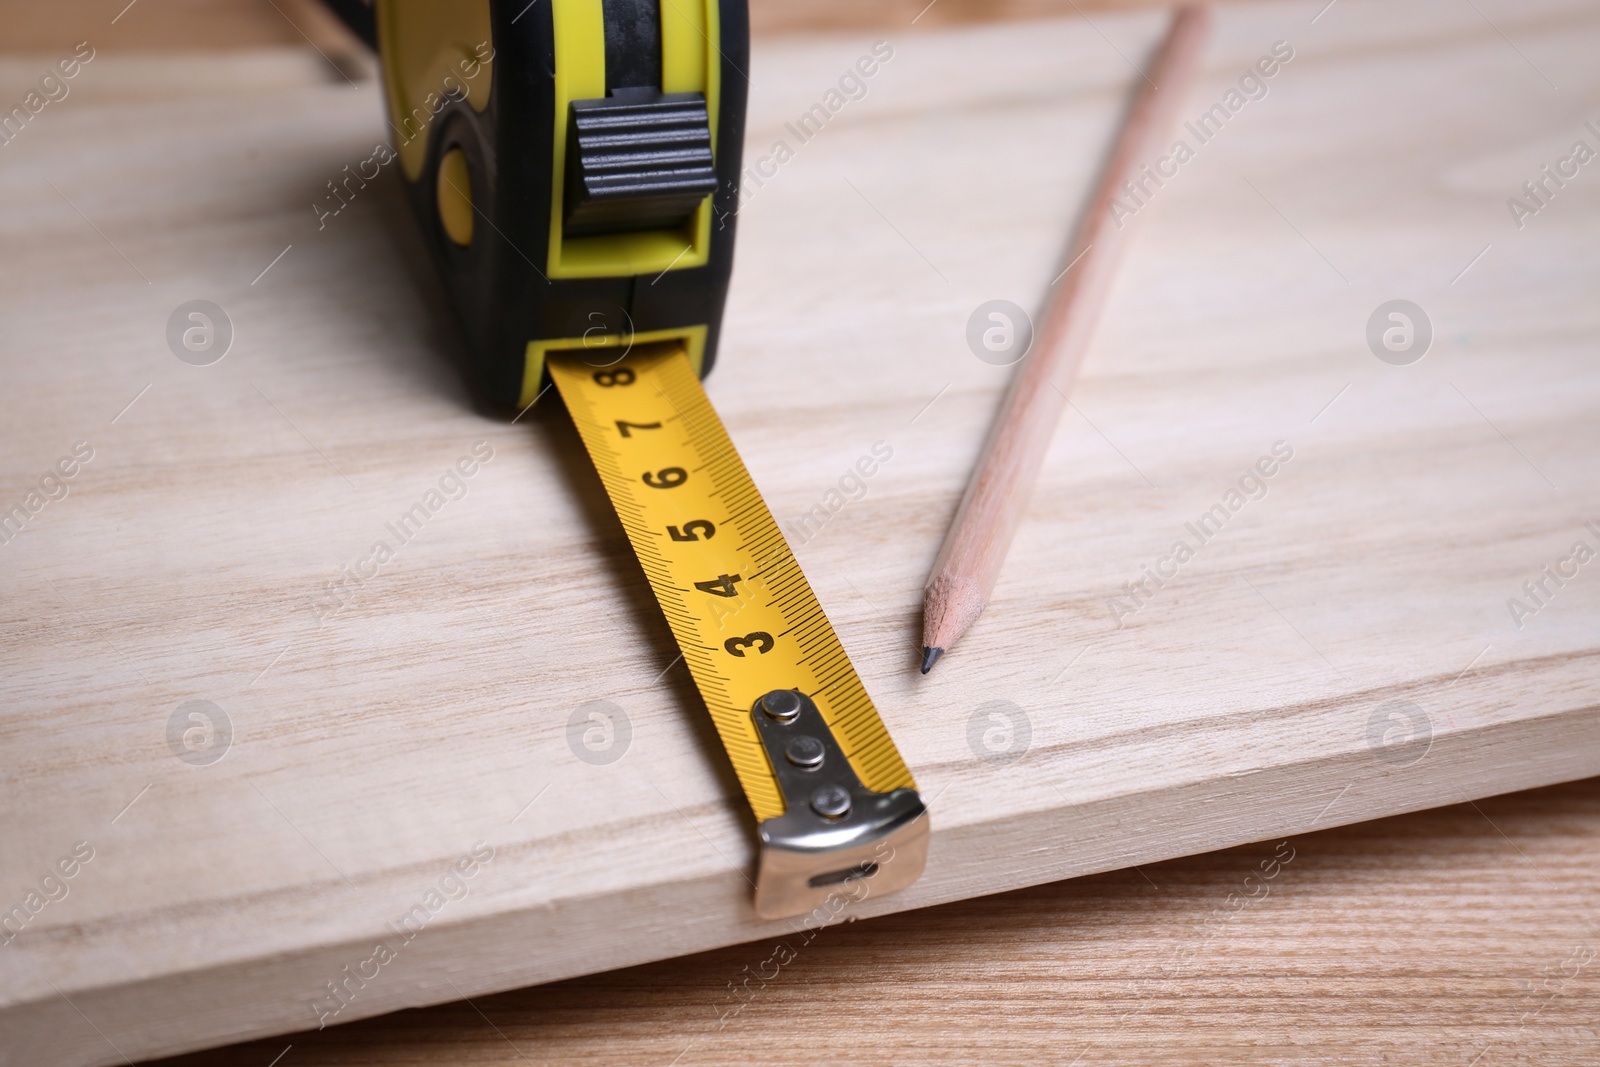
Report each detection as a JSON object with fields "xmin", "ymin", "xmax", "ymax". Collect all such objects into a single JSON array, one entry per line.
[{"xmin": 920, "ymin": 4, "xmax": 1213, "ymax": 674}]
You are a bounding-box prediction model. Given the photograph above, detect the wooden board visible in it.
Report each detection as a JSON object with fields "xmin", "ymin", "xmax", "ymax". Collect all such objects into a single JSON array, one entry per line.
[{"xmin": 3, "ymin": 0, "xmax": 1600, "ymax": 1062}]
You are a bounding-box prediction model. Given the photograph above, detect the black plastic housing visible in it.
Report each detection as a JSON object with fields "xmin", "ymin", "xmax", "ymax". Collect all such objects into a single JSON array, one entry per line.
[{"xmin": 388, "ymin": 0, "xmax": 749, "ymax": 412}]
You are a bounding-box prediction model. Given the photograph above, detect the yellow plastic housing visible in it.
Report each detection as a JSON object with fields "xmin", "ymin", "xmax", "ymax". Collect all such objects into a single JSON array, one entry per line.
[
  {"xmin": 435, "ymin": 148, "xmax": 475, "ymax": 246},
  {"xmin": 376, "ymin": 0, "xmax": 494, "ymax": 182}
]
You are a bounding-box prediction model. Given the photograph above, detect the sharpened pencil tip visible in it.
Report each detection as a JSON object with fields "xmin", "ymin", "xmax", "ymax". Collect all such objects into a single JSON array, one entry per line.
[{"xmin": 920, "ymin": 646, "xmax": 944, "ymax": 674}]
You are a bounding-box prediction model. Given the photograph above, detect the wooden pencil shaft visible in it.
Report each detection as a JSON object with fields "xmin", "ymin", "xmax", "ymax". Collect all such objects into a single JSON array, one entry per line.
[{"xmin": 923, "ymin": 5, "xmax": 1213, "ymax": 655}]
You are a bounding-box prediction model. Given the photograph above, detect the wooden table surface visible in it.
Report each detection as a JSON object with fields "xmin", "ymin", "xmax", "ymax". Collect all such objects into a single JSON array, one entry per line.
[
  {"xmin": 0, "ymin": 1, "xmax": 1596, "ymax": 1064},
  {"xmin": 150, "ymin": 778, "xmax": 1600, "ymax": 1067}
]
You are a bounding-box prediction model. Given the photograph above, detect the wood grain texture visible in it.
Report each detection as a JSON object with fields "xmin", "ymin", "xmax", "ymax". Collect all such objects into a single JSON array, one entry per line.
[
  {"xmin": 3, "ymin": 0, "xmax": 1600, "ymax": 1063},
  {"xmin": 149, "ymin": 778, "xmax": 1600, "ymax": 1067}
]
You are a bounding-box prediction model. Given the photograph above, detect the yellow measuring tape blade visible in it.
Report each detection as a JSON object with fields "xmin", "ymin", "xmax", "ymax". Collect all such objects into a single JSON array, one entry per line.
[{"xmin": 548, "ymin": 343, "xmax": 916, "ymax": 823}]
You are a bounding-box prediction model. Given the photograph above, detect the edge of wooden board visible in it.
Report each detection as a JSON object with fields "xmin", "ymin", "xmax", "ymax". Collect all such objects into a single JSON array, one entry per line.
[{"xmin": 7, "ymin": 703, "xmax": 1597, "ymax": 1067}]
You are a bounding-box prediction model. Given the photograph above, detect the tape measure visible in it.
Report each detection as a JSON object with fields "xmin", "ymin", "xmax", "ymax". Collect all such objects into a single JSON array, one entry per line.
[
  {"xmin": 351, "ymin": 0, "xmax": 929, "ymax": 917},
  {"xmin": 549, "ymin": 344, "xmax": 927, "ymax": 916}
]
